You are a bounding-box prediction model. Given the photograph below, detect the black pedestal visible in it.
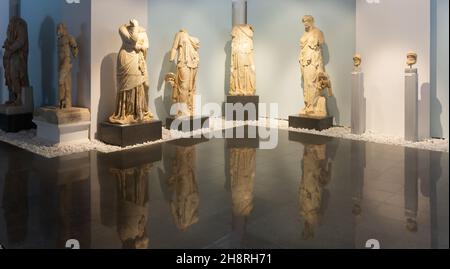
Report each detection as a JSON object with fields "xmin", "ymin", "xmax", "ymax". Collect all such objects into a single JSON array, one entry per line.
[
  {"xmin": 225, "ymin": 95, "xmax": 259, "ymax": 121},
  {"xmin": 97, "ymin": 143, "xmax": 162, "ymax": 169},
  {"xmin": 289, "ymin": 115, "xmax": 333, "ymax": 131},
  {"xmin": 225, "ymin": 125, "xmax": 260, "ymax": 149},
  {"xmin": 99, "ymin": 120, "xmax": 162, "ymax": 147},
  {"xmin": 166, "ymin": 116, "xmax": 209, "ymax": 132},
  {"xmin": 168, "ymin": 137, "xmax": 210, "ymax": 147},
  {"xmin": 0, "ymin": 113, "xmax": 35, "ymax": 133},
  {"xmin": 288, "ymin": 131, "xmax": 333, "ymax": 145}
]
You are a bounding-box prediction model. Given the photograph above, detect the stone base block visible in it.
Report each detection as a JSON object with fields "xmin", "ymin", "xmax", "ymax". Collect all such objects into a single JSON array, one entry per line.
[
  {"xmin": 34, "ymin": 119, "xmax": 91, "ymax": 145},
  {"xmin": 289, "ymin": 115, "xmax": 333, "ymax": 131},
  {"xmin": 34, "ymin": 106, "xmax": 91, "ymax": 125},
  {"xmin": 166, "ymin": 116, "xmax": 210, "ymax": 132},
  {"xmin": 99, "ymin": 120, "xmax": 163, "ymax": 147},
  {"xmin": 0, "ymin": 113, "xmax": 35, "ymax": 132},
  {"xmin": 225, "ymin": 95, "xmax": 259, "ymax": 121}
]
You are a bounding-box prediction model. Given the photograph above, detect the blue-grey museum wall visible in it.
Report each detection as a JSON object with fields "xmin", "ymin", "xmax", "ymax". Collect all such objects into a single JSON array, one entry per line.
[
  {"xmin": 431, "ymin": 0, "xmax": 449, "ymax": 139},
  {"xmin": 21, "ymin": 0, "xmax": 63, "ymax": 107},
  {"xmin": 248, "ymin": 0, "xmax": 356, "ymax": 125},
  {"xmin": 0, "ymin": 0, "xmax": 9, "ymax": 103},
  {"xmin": 147, "ymin": 0, "xmax": 232, "ymax": 120},
  {"xmin": 20, "ymin": 0, "xmax": 91, "ymax": 109}
]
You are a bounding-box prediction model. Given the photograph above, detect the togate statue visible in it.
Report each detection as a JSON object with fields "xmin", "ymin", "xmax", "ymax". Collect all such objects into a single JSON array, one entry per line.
[
  {"xmin": 109, "ymin": 19, "xmax": 153, "ymax": 125},
  {"xmin": 299, "ymin": 15, "xmax": 333, "ymax": 118},
  {"xmin": 2, "ymin": 17, "xmax": 29, "ymax": 106},
  {"xmin": 230, "ymin": 24, "xmax": 256, "ymax": 96},
  {"xmin": 165, "ymin": 29, "xmax": 200, "ymax": 118},
  {"xmin": 57, "ymin": 23, "xmax": 78, "ymax": 109}
]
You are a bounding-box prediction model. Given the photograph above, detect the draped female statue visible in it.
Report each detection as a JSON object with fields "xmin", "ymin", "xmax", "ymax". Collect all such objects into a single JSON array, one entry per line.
[
  {"xmin": 165, "ymin": 29, "xmax": 200, "ymax": 118},
  {"xmin": 109, "ymin": 19, "xmax": 153, "ymax": 125},
  {"xmin": 299, "ymin": 15, "xmax": 332, "ymax": 117},
  {"xmin": 230, "ymin": 24, "xmax": 256, "ymax": 96}
]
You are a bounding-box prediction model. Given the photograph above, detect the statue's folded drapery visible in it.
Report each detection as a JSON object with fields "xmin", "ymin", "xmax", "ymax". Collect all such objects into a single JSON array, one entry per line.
[
  {"xmin": 110, "ymin": 21, "xmax": 153, "ymax": 125},
  {"xmin": 230, "ymin": 25, "xmax": 256, "ymax": 96},
  {"xmin": 166, "ymin": 30, "xmax": 200, "ymax": 118},
  {"xmin": 3, "ymin": 16, "xmax": 30, "ymax": 105}
]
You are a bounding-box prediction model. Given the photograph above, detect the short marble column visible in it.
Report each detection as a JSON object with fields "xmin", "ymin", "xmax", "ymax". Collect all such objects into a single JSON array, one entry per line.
[
  {"xmin": 405, "ymin": 68, "xmax": 418, "ymax": 142},
  {"xmin": 232, "ymin": 0, "xmax": 247, "ymax": 26},
  {"xmin": 351, "ymin": 72, "xmax": 365, "ymax": 135},
  {"xmin": 404, "ymin": 147, "xmax": 418, "ymax": 230},
  {"xmin": 9, "ymin": 0, "xmax": 20, "ymax": 17}
]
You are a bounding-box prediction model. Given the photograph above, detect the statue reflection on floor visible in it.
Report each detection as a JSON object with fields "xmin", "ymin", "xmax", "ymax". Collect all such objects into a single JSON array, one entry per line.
[
  {"xmin": 111, "ymin": 164, "xmax": 152, "ymax": 249},
  {"xmin": 299, "ymin": 143, "xmax": 332, "ymax": 240},
  {"xmin": 159, "ymin": 144, "xmax": 200, "ymax": 232},
  {"xmin": 2, "ymin": 151, "xmax": 30, "ymax": 245},
  {"xmin": 229, "ymin": 148, "xmax": 256, "ymax": 244},
  {"xmin": 289, "ymin": 132, "xmax": 336, "ymax": 240},
  {"xmin": 98, "ymin": 144, "xmax": 161, "ymax": 249}
]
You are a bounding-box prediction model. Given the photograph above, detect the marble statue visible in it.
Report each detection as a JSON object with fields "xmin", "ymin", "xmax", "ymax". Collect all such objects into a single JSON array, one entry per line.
[
  {"xmin": 230, "ymin": 24, "xmax": 256, "ymax": 96},
  {"xmin": 314, "ymin": 72, "xmax": 333, "ymax": 117},
  {"xmin": 406, "ymin": 51, "xmax": 417, "ymax": 68},
  {"xmin": 109, "ymin": 19, "xmax": 153, "ymax": 125},
  {"xmin": 299, "ymin": 144, "xmax": 332, "ymax": 239},
  {"xmin": 353, "ymin": 54, "xmax": 362, "ymax": 72},
  {"xmin": 112, "ymin": 164, "xmax": 152, "ymax": 249},
  {"xmin": 229, "ymin": 148, "xmax": 256, "ymax": 217},
  {"xmin": 299, "ymin": 15, "xmax": 332, "ymax": 117},
  {"xmin": 2, "ymin": 17, "xmax": 29, "ymax": 106},
  {"xmin": 165, "ymin": 29, "xmax": 200, "ymax": 118},
  {"xmin": 57, "ymin": 23, "xmax": 78, "ymax": 109},
  {"xmin": 167, "ymin": 146, "xmax": 200, "ymax": 231}
]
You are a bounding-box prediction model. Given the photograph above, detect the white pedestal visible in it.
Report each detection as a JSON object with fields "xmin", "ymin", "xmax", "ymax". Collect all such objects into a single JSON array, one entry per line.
[
  {"xmin": 405, "ymin": 68, "xmax": 418, "ymax": 142},
  {"xmin": 34, "ymin": 120, "xmax": 91, "ymax": 145},
  {"xmin": 351, "ymin": 72, "xmax": 365, "ymax": 135}
]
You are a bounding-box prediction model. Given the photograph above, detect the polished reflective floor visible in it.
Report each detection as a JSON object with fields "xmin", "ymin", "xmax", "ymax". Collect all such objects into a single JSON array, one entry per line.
[{"xmin": 0, "ymin": 128, "xmax": 448, "ymax": 249}]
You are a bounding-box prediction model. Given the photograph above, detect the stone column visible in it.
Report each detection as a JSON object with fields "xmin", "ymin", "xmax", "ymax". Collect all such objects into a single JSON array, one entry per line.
[
  {"xmin": 405, "ymin": 68, "xmax": 419, "ymax": 142},
  {"xmin": 9, "ymin": 0, "xmax": 20, "ymax": 17},
  {"xmin": 351, "ymin": 72, "xmax": 365, "ymax": 135},
  {"xmin": 232, "ymin": 0, "xmax": 247, "ymax": 26}
]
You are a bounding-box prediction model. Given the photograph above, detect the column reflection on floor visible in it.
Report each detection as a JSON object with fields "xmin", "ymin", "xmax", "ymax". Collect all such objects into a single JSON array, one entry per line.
[{"xmin": 225, "ymin": 126, "xmax": 259, "ymax": 248}]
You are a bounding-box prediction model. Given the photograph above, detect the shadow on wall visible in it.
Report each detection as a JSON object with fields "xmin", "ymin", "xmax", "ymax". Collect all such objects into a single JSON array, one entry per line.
[
  {"xmin": 0, "ymin": 49, "xmax": 4, "ymax": 103},
  {"xmin": 322, "ymin": 42, "xmax": 340, "ymax": 125},
  {"xmin": 222, "ymin": 40, "xmax": 231, "ymax": 115},
  {"xmin": 98, "ymin": 53, "xmax": 117, "ymax": 139},
  {"xmin": 362, "ymin": 74, "xmax": 367, "ymax": 132},
  {"xmin": 224, "ymin": 40, "xmax": 231, "ymax": 96},
  {"xmin": 155, "ymin": 51, "xmax": 175, "ymax": 121},
  {"xmin": 39, "ymin": 16, "xmax": 56, "ymax": 106},
  {"xmin": 323, "ymin": 42, "xmax": 341, "ymax": 125},
  {"xmin": 419, "ymin": 83, "xmax": 431, "ymax": 139},
  {"xmin": 323, "ymin": 43, "xmax": 330, "ymax": 67},
  {"xmin": 76, "ymin": 23, "xmax": 90, "ymax": 108},
  {"xmin": 430, "ymin": 81, "xmax": 443, "ymax": 138}
]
